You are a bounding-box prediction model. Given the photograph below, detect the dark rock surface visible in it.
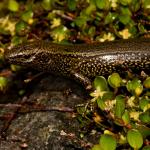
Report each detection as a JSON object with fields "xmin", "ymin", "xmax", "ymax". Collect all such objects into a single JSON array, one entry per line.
[{"xmin": 0, "ymin": 75, "xmax": 98, "ymax": 150}]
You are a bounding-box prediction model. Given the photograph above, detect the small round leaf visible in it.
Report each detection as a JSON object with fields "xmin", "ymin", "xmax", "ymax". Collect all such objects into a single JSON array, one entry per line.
[
  {"xmin": 99, "ymin": 134, "xmax": 117, "ymax": 150},
  {"xmin": 42, "ymin": 0, "xmax": 52, "ymax": 10},
  {"xmin": 92, "ymin": 144, "xmax": 101, "ymax": 150},
  {"xmin": 21, "ymin": 10, "xmax": 33, "ymax": 23},
  {"xmin": 108, "ymin": 73, "xmax": 122, "ymax": 88},
  {"xmin": 122, "ymin": 110, "xmax": 130, "ymax": 125},
  {"xmin": 94, "ymin": 76, "xmax": 109, "ymax": 92},
  {"xmin": 142, "ymin": 146, "xmax": 150, "ymax": 150},
  {"xmin": 15, "ymin": 21, "xmax": 27, "ymax": 35},
  {"xmin": 126, "ymin": 78, "xmax": 143, "ymax": 96},
  {"xmin": 143, "ymin": 77, "xmax": 150, "ymax": 88},
  {"xmin": 0, "ymin": 77, "xmax": 9, "ymax": 91},
  {"xmin": 115, "ymin": 95, "xmax": 125, "ymax": 118},
  {"xmin": 127, "ymin": 129, "xmax": 143, "ymax": 149},
  {"xmin": 139, "ymin": 110, "xmax": 150, "ymax": 124},
  {"xmin": 8, "ymin": 0, "xmax": 19, "ymax": 12},
  {"xmin": 139, "ymin": 98, "xmax": 150, "ymax": 111}
]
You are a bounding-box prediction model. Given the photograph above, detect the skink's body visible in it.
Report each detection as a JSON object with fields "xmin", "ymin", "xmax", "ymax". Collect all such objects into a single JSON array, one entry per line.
[{"xmin": 5, "ymin": 38, "xmax": 150, "ymax": 88}]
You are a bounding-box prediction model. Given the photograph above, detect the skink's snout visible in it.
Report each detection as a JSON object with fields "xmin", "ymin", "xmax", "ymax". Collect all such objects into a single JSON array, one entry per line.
[
  {"xmin": 4, "ymin": 45, "xmax": 21, "ymax": 64},
  {"xmin": 4, "ymin": 41, "xmax": 40, "ymax": 66},
  {"xmin": 4, "ymin": 48, "xmax": 13, "ymax": 63}
]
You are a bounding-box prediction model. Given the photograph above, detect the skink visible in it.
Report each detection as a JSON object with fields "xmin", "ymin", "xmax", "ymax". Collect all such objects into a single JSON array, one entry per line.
[{"xmin": 4, "ymin": 38, "xmax": 150, "ymax": 89}]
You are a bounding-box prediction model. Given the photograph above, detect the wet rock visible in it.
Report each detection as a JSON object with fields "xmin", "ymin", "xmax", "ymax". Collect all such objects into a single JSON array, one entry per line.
[{"xmin": 0, "ymin": 75, "xmax": 96, "ymax": 150}]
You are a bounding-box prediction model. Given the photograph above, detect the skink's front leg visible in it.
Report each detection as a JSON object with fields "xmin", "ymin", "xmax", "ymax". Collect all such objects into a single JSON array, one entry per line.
[{"xmin": 70, "ymin": 71, "xmax": 92, "ymax": 90}]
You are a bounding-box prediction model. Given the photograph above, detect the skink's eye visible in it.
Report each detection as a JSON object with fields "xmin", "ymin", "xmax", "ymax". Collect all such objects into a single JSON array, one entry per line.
[
  {"xmin": 15, "ymin": 54, "xmax": 36, "ymax": 63},
  {"xmin": 23, "ymin": 55, "xmax": 32, "ymax": 59}
]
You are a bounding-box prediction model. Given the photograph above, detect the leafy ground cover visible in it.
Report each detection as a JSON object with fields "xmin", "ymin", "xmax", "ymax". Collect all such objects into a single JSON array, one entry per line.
[{"xmin": 0, "ymin": 0, "xmax": 150, "ymax": 149}]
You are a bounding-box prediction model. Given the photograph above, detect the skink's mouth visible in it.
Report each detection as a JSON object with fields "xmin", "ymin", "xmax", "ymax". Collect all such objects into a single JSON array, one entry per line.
[
  {"xmin": 4, "ymin": 44, "xmax": 22, "ymax": 61},
  {"xmin": 4, "ymin": 48, "xmax": 14, "ymax": 63},
  {"xmin": 4, "ymin": 48, "xmax": 36, "ymax": 65}
]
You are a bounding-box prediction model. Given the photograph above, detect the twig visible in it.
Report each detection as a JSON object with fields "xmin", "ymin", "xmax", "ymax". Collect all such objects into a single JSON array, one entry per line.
[
  {"xmin": 0, "ymin": 104, "xmax": 22, "ymax": 109},
  {"xmin": 55, "ymin": 11, "xmax": 74, "ymax": 21}
]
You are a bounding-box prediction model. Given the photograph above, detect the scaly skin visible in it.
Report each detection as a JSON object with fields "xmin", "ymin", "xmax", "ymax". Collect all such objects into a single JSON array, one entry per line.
[{"xmin": 5, "ymin": 38, "xmax": 150, "ymax": 89}]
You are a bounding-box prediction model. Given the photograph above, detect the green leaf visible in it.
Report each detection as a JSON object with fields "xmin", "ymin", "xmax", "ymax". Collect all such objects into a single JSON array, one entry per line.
[
  {"xmin": 50, "ymin": 25, "xmax": 70, "ymax": 42},
  {"xmin": 128, "ymin": 26, "xmax": 137, "ymax": 35},
  {"xmin": 97, "ymin": 92, "xmax": 114, "ymax": 110},
  {"xmin": 15, "ymin": 21, "xmax": 27, "ymax": 35},
  {"xmin": 102, "ymin": 91, "xmax": 114, "ymax": 100},
  {"xmin": 142, "ymin": 146, "xmax": 150, "ymax": 150},
  {"xmin": 99, "ymin": 134, "xmax": 117, "ymax": 150},
  {"xmin": 139, "ymin": 98, "xmax": 150, "ymax": 111},
  {"xmin": 10, "ymin": 64, "xmax": 21, "ymax": 72},
  {"xmin": 11, "ymin": 36, "xmax": 23, "ymax": 45},
  {"xmin": 88, "ymin": 26, "xmax": 96, "ymax": 37},
  {"xmin": 119, "ymin": 15, "xmax": 131, "ymax": 25},
  {"xmin": 18, "ymin": 89, "xmax": 25, "ymax": 96},
  {"xmin": 95, "ymin": 0, "xmax": 105, "ymax": 9},
  {"xmin": 137, "ymin": 125, "xmax": 150, "ymax": 138},
  {"xmin": 85, "ymin": 3, "xmax": 96, "ymax": 15},
  {"xmin": 0, "ymin": 76, "xmax": 9, "ymax": 91},
  {"xmin": 92, "ymin": 144, "xmax": 102, "ymax": 150},
  {"xmin": 42, "ymin": 0, "xmax": 52, "ymax": 10},
  {"xmin": 138, "ymin": 24, "xmax": 146, "ymax": 34},
  {"xmin": 115, "ymin": 95, "xmax": 125, "ymax": 118},
  {"xmin": 77, "ymin": 106, "xmax": 86, "ymax": 115},
  {"xmin": 127, "ymin": 129, "xmax": 143, "ymax": 149},
  {"xmin": 95, "ymin": 0, "xmax": 110, "ymax": 10},
  {"xmin": 121, "ymin": 7, "xmax": 132, "ymax": 16},
  {"xmin": 142, "ymin": 0, "xmax": 150, "ymax": 10},
  {"xmin": 104, "ymin": 12, "xmax": 118, "ymax": 24},
  {"xmin": 93, "ymin": 76, "xmax": 109, "ymax": 92},
  {"xmin": 21, "ymin": 10, "xmax": 33, "ymax": 23},
  {"xmin": 74, "ymin": 16, "xmax": 88, "ymax": 28},
  {"xmin": 108, "ymin": 73, "xmax": 122, "ymax": 88},
  {"xmin": 126, "ymin": 78, "xmax": 143, "ymax": 96},
  {"xmin": 97, "ymin": 97, "xmax": 106, "ymax": 110},
  {"xmin": 130, "ymin": 0, "xmax": 140, "ymax": 12},
  {"xmin": 119, "ymin": 0, "xmax": 132, "ymax": 5},
  {"xmin": 67, "ymin": 0, "xmax": 76, "ymax": 11},
  {"xmin": 122, "ymin": 110, "xmax": 130, "ymax": 125},
  {"xmin": 139, "ymin": 110, "xmax": 150, "ymax": 124},
  {"xmin": 8, "ymin": 0, "xmax": 19, "ymax": 12},
  {"xmin": 143, "ymin": 77, "xmax": 150, "ymax": 88}
]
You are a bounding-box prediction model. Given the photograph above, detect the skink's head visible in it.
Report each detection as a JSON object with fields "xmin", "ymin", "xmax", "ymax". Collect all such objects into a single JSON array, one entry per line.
[{"xmin": 5, "ymin": 41, "xmax": 43, "ymax": 66}]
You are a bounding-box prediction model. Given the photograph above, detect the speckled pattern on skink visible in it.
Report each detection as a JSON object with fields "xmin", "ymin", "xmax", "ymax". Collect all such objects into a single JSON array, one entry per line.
[{"xmin": 5, "ymin": 38, "xmax": 150, "ymax": 88}]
